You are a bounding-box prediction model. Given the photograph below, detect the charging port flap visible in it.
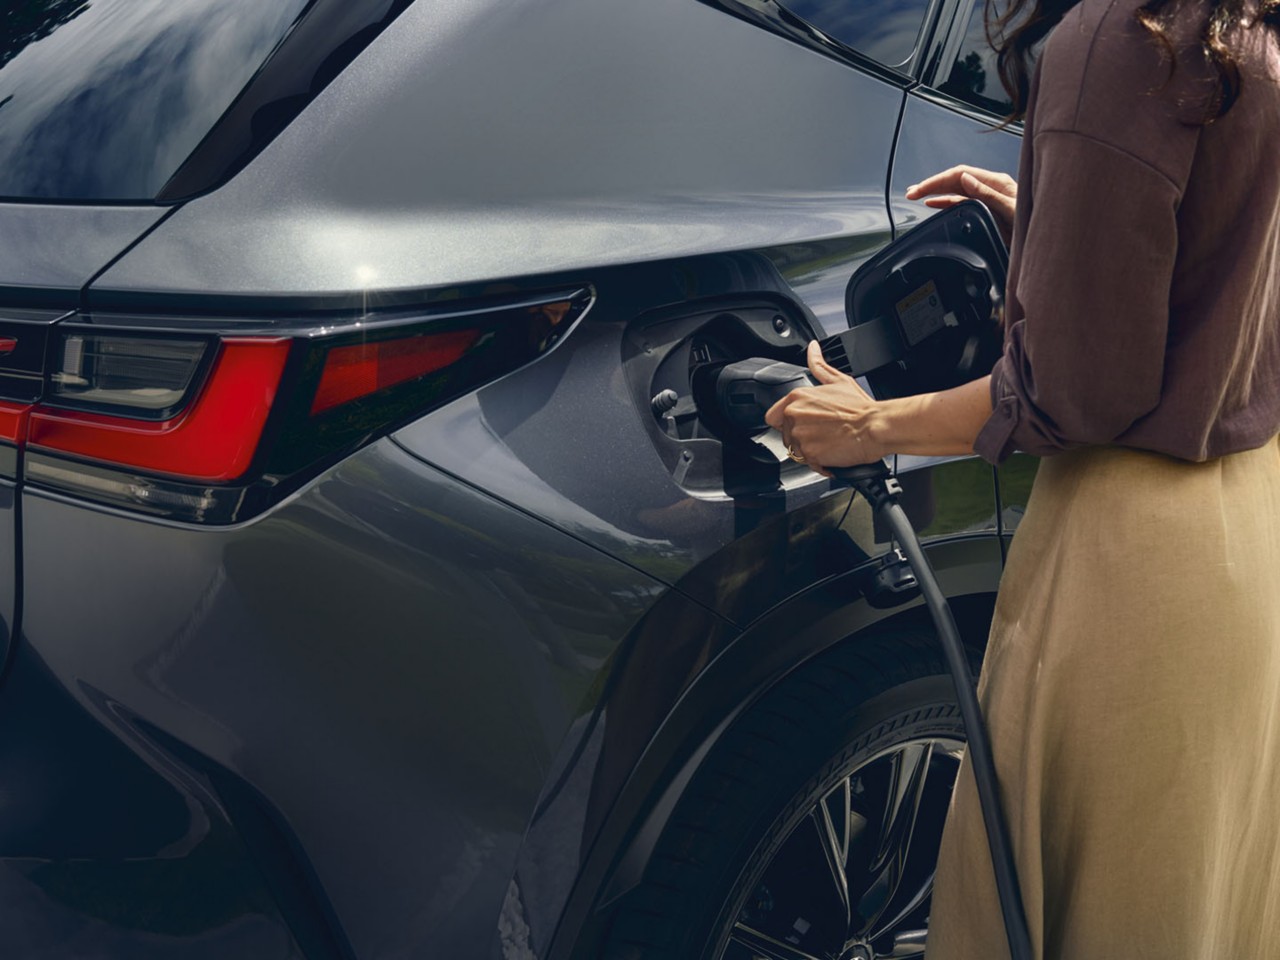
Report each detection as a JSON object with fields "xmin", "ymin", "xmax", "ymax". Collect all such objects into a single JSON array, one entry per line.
[{"xmin": 823, "ymin": 200, "xmax": 1008, "ymax": 400}]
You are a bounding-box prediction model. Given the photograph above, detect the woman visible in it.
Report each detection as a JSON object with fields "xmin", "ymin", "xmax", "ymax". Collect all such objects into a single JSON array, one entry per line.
[{"xmin": 767, "ymin": 0, "xmax": 1280, "ymax": 956}]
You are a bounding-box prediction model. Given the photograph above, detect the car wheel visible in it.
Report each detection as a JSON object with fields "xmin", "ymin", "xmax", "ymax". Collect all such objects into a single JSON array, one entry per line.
[{"xmin": 602, "ymin": 629, "xmax": 971, "ymax": 960}]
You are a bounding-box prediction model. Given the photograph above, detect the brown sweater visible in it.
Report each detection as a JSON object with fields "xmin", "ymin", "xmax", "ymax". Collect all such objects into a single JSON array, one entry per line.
[{"xmin": 973, "ymin": 0, "xmax": 1280, "ymax": 464}]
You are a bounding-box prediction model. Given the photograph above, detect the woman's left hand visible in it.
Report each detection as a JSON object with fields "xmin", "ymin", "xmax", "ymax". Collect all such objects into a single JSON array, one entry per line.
[{"xmin": 765, "ymin": 341, "xmax": 888, "ymax": 471}]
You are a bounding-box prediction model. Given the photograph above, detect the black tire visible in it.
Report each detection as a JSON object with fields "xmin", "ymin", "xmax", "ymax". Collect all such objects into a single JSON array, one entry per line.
[{"xmin": 601, "ymin": 628, "xmax": 972, "ymax": 960}]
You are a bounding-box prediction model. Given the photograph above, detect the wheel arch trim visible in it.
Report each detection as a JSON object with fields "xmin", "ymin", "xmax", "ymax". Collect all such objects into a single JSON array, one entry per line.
[{"xmin": 547, "ymin": 534, "xmax": 1003, "ymax": 960}]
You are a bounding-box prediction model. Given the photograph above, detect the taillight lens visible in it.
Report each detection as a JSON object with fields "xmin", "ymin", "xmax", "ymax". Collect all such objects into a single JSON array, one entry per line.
[
  {"xmin": 31, "ymin": 338, "xmax": 291, "ymax": 483},
  {"xmin": 310, "ymin": 328, "xmax": 480, "ymax": 415},
  {"xmin": 51, "ymin": 333, "xmax": 211, "ymax": 419},
  {"xmin": 22, "ymin": 290, "xmax": 590, "ymax": 522}
]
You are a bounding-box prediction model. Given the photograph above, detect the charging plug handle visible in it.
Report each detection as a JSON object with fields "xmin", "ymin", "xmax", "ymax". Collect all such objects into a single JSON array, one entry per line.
[
  {"xmin": 711, "ymin": 363, "xmax": 898, "ymax": 482},
  {"xmin": 713, "ymin": 358, "xmax": 817, "ymax": 435}
]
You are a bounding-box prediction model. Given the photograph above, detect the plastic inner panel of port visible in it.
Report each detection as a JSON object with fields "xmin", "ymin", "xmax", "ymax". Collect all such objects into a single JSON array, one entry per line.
[{"xmin": 623, "ymin": 299, "xmax": 819, "ymax": 498}]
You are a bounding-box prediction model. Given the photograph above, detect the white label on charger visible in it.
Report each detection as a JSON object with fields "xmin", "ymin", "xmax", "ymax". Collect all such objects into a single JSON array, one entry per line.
[
  {"xmin": 896, "ymin": 279, "xmax": 947, "ymax": 346},
  {"xmin": 751, "ymin": 428, "xmax": 791, "ymax": 463}
]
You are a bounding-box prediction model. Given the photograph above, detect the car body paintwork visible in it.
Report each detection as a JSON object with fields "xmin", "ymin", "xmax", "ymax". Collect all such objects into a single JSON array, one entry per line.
[
  {"xmin": 88, "ymin": 0, "xmax": 902, "ymax": 304},
  {"xmin": 0, "ymin": 640, "xmax": 307, "ymax": 959},
  {"xmin": 20, "ymin": 440, "xmax": 665, "ymax": 958},
  {"xmin": 889, "ymin": 92, "xmax": 1022, "ymax": 232},
  {"xmin": 0, "ymin": 204, "xmax": 166, "ymax": 306}
]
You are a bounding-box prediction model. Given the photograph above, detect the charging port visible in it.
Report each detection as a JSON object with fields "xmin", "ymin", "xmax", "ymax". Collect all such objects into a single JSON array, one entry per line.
[{"xmin": 624, "ymin": 301, "xmax": 817, "ymax": 496}]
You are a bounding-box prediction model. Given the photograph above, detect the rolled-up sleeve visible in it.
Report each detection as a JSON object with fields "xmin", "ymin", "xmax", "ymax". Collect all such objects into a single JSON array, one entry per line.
[{"xmin": 973, "ymin": 130, "xmax": 1189, "ymax": 464}]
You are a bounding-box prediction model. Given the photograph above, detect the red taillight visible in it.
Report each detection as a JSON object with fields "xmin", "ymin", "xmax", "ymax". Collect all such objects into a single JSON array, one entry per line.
[
  {"xmin": 20, "ymin": 289, "xmax": 590, "ymax": 522},
  {"xmin": 0, "ymin": 401, "xmax": 31, "ymax": 444},
  {"xmin": 311, "ymin": 329, "xmax": 480, "ymax": 415},
  {"xmin": 29, "ymin": 339, "xmax": 291, "ymax": 482}
]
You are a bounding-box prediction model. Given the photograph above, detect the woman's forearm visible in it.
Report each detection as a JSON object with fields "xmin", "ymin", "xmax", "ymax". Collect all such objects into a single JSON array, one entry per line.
[{"xmin": 869, "ymin": 375, "xmax": 994, "ymax": 458}]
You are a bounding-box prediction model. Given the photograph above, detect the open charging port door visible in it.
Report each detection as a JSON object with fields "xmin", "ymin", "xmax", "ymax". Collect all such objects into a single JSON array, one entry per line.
[{"xmin": 821, "ymin": 200, "xmax": 1008, "ymax": 390}]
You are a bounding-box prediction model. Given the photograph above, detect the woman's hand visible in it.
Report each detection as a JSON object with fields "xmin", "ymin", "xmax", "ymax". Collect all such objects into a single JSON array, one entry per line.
[
  {"xmin": 906, "ymin": 165, "xmax": 1017, "ymax": 246},
  {"xmin": 766, "ymin": 343, "xmax": 998, "ymax": 472},
  {"xmin": 765, "ymin": 341, "xmax": 888, "ymax": 471}
]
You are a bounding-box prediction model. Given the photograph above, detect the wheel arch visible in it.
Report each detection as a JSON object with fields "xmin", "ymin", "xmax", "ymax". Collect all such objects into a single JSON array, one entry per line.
[{"xmin": 548, "ymin": 535, "xmax": 1003, "ymax": 960}]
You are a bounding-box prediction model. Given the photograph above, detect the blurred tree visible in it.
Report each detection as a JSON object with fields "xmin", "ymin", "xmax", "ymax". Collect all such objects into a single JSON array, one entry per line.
[
  {"xmin": 1, "ymin": 0, "xmax": 91, "ymax": 71},
  {"xmin": 947, "ymin": 51, "xmax": 988, "ymax": 99}
]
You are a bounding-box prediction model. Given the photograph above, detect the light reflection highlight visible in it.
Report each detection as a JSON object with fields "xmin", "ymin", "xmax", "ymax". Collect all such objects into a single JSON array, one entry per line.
[{"xmin": 0, "ymin": 0, "xmax": 309, "ymax": 200}]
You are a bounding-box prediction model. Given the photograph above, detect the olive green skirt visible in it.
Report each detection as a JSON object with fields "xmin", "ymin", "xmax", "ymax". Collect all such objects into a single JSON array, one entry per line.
[{"xmin": 926, "ymin": 437, "xmax": 1280, "ymax": 959}]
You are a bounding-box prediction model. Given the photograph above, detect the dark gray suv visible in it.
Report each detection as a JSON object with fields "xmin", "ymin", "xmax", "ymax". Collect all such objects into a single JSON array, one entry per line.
[{"xmin": 0, "ymin": 1, "xmax": 1029, "ymax": 958}]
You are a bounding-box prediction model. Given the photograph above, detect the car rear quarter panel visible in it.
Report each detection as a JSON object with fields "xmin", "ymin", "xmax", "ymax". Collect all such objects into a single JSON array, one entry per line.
[{"xmin": 17, "ymin": 440, "xmax": 667, "ymax": 959}]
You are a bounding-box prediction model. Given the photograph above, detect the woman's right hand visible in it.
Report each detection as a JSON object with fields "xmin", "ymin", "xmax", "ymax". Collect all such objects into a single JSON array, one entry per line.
[{"xmin": 906, "ymin": 165, "xmax": 1017, "ymax": 247}]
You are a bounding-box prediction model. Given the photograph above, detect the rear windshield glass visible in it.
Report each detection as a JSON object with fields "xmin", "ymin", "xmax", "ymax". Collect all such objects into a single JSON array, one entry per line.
[{"xmin": 0, "ymin": 0, "xmax": 311, "ymax": 202}]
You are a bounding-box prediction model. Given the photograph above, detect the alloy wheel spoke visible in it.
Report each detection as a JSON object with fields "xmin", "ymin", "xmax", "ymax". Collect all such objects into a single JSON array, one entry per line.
[
  {"xmin": 729, "ymin": 923, "xmax": 827, "ymax": 960},
  {"xmin": 855, "ymin": 742, "xmax": 934, "ymax": 935},
  {"xmin": 866, "ymin": 869, "xmax": 935, "ymax": 943},
  {"xmin": 811, "ymin": 778, "xmax": 853, "ymax": 925},
  {"xmin": 822, "ymin": 777, "xmax": 852, "ymax": 863},
  {"xmin": 884, "ymin": 927, "xmax": 929, "ymax": 958}
]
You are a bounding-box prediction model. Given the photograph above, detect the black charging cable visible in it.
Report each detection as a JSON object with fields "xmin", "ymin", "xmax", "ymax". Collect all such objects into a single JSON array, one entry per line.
[
  {"xmin": 706, "ymin": 355, "xmax": 1033, "ymax": 956},
  {"xmin": 831, "ymin": 461, "xmax": 1034, "ymax": 960}
]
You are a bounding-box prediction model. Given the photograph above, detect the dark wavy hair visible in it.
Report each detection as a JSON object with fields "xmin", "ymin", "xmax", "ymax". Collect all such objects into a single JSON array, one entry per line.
[{"xmin": 987, "ymin": 0, "xmax": 1280, "ymax": 122}]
